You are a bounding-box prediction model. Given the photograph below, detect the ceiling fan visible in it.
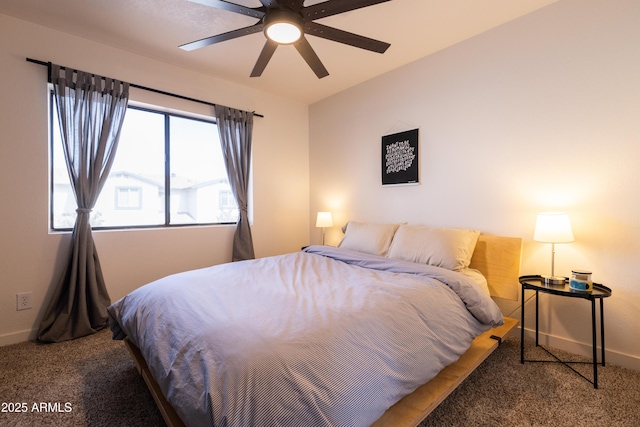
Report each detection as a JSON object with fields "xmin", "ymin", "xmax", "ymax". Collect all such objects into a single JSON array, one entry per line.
[{"xmin": 180, "ymin": 0, "xmax": 392, "ymax": 78}]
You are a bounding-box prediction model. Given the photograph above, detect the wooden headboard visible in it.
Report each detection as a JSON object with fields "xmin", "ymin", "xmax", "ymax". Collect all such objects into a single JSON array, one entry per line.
[{"xmin": 469, "ymin": 235, "xmax": 522, "ymax": 301}]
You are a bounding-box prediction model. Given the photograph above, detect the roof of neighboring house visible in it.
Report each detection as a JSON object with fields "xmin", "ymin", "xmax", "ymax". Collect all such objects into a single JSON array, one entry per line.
[{"xmin": 53, "ymin": 168, "xmax": 228, "ymax": 190}]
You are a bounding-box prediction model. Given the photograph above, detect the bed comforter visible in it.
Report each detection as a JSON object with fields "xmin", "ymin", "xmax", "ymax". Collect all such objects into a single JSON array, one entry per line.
[{"xmin": 108, "ymin": 245, "xmax": 503, "ymax": 427}]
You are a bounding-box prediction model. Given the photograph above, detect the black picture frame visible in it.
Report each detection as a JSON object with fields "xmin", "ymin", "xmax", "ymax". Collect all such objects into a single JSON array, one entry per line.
[{"xmin": 381, "ymin": 128, "xmax": 419, "ymax": 185}]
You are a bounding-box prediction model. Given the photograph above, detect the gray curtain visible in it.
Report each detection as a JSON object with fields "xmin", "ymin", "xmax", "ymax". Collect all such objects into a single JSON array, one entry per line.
[
  {"xmin": 214, "ymin": 105, "xmax": 255, "ymax": 261},
  {"xmin": 38, "ymin": 64, "xmax": 129, "ymax": 343}
]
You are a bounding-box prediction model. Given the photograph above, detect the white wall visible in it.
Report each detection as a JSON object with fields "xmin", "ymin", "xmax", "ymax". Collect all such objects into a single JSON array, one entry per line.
[
  {"xmin": 309, "ymin": 0, "xmax": 640, "ymax": 370},
  {"xmin": 0, "ymin": 14, "xmax": 310, "ymax": 345}
]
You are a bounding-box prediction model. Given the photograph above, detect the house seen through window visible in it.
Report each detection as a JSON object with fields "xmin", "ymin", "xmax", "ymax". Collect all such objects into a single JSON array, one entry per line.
[{"xmin": 51, "ymin": 103, "xmax": 239, "ymax": 230}]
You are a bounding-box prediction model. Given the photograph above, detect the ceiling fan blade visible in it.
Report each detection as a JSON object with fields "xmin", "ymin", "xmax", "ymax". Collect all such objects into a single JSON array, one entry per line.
[
  {"xmin": 188, "ymin": 0, "xmax": 265, "ymax": 19},
  {"xmin": 305, "ymin": 22, "xmax": 390, "ymax": 53},
  {"xmin": 276, "ymin": 0, "xmax": 305, "ymax": 12},
  {"xmin": 303, "ymin": 0, "xmax": 391, "ymax": 21},
  {"xmin": 250, "ymin": 40, "xmax": 278, "ymax": 77},
  {"xmin": 180, "ymin": 23, "xmax": 264, "ymax": 51},
  {"xmin": 294, "ymin": 37, "xmax": 329, "ymax": 79},
  {"xmin": 258, "ymin": 0, "xmax": 279, "ymax": 7}
]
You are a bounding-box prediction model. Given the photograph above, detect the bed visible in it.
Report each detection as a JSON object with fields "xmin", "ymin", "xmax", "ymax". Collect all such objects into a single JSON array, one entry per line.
[{"xmin": 108, "ymin": 223, "xmax": 522, "ymax": 427}]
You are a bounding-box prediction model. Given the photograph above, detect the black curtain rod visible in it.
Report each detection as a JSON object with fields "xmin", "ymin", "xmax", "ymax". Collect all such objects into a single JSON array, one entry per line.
[{"xmin": 26, "ymin": 58, "xmax": 264, "ymax": 118}]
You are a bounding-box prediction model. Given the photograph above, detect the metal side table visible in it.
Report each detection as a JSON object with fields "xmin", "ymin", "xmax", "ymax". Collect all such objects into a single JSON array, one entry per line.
[{"xmin": 519, "ymin": 274, "xmax": 612, "ymax": 388}]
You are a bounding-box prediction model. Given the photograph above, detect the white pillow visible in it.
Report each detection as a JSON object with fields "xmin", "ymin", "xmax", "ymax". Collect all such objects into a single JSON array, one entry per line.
[
  {"xmin": 387, "ymin": 225, "xmax": 480, "ymax": 271},
  {"xmin": 338, "ymin": 221, "xmax": 400, "ymax": 257}
]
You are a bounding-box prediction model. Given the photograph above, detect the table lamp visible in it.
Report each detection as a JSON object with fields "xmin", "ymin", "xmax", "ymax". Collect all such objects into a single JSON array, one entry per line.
[
  {"xmin": 533, "ymin": 212, "xmax": 574, "ymax": 285},
  {"xmin": 315, "ymin": 212, "xmax": 333, "ymax": 245}
]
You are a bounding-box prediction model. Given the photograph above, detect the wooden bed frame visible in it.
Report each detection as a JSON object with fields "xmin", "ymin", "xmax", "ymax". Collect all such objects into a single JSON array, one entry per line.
[{"xmin": 124, "ymin": 235, "xmax": 522, "ymax": 427}]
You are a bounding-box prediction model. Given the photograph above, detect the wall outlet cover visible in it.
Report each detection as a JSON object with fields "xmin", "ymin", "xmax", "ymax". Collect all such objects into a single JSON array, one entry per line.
[{"xmin": 17, "ymin": 292, "xmax": 32, "ymax": 311}]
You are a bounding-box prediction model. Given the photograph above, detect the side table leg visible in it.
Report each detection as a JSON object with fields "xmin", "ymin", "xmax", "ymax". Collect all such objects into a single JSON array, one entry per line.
[
  {"xmin": 592, "ymin": 299, "xmax": 598, "ymax": 389},
  {"xmin": 521, "ymin": 283, "xmax": 525, "ymax": 364},
  {"xmin": 600, "ymin": 298, "xmax": 606, "ymax": 366}
]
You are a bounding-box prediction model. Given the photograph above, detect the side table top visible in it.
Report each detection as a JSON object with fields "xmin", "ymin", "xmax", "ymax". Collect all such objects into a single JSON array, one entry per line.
[{"xmin": 519, "ymin": 274, "xmax": 612, "ymax": 299}]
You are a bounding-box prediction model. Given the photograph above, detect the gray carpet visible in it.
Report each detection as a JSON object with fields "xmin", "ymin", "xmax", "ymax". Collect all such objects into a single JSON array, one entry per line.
[
  {"xmin": 1, "ymin": 329, "xmax": 638, "ymax": 426},
  {"xmin": 420, "ymin": 336, "xmax": 640, "ymax": 427}
]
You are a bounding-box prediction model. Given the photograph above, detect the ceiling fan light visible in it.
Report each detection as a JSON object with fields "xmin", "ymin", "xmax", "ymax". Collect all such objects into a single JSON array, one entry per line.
[
  {"xmin": 266, "ymin": 22, "xmax": 302, "ymax": 44},
  {"xmin": 263, "ymin": 9, "xmax": 304, "ymax": 44}
]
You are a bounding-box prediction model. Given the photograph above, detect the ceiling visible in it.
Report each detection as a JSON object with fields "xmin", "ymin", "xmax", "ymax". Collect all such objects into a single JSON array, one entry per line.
[{"xmin": 0, "ymin": 0, "xmax": 557, "ymax": 104}]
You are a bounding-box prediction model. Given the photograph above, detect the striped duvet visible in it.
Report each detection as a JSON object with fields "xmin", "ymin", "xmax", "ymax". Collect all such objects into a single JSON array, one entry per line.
[{"xmin": 108, "ymin": 245, "xmax": 503, "ymax": 427}]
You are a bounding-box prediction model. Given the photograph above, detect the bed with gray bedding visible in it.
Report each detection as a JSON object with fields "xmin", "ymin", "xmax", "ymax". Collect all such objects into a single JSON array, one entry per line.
[{"xmin": 108, "ymin": 244, "xmax": 503, "ymax": 427}]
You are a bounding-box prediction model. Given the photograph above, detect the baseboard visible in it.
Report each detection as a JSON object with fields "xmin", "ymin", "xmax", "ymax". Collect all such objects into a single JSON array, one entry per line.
[
  {"xmin": 0, "ymin": 328, "xmax": 37, "ymax": 347},
  {"xmin": 521, "ymin": 326, "xmax": 640, "ymax": 372}
]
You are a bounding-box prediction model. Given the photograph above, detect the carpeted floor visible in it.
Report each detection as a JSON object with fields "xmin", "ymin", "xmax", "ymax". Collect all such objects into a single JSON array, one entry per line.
[
  {"xmin": 0, "ymin": 329, "xmax": 164, "ymax": 427},
  {"xmin": 420, "ymin": 336, "xmax": 640, "ymax": 426},
  {"xmin": 1, "ymin": 329, "xmax": 638, "ymax": 426}
]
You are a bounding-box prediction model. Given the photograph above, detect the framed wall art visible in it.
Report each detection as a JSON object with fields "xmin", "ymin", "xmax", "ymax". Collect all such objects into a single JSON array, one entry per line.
[{"xmin": 381, "ymin": 128, "xmax": 419, "ymax": 185}]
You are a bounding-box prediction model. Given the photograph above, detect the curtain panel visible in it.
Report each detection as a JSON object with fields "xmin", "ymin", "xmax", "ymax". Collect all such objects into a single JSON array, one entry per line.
[
  {"xmin": 38, "ymin": 64, "xmax": 129, "ymax": 343},
  {"xmin": 214, "ymin": 105, "xmax": 255, "ymax": 261}
]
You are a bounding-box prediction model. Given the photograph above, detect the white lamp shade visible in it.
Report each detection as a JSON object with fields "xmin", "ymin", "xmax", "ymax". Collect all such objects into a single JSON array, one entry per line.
[
  {"xmin": 533, "ymin": 212, "xmax": 574, "ymax": 243},
  {"xmin": 315, "ymin": 212, "xmax": 333, "ymax": 228}
]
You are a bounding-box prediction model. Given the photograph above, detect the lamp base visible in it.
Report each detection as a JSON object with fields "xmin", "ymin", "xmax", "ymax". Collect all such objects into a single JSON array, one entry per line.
[{"xmin": 541, "ymin": 275, "xmax": 566, "ymax": 286}]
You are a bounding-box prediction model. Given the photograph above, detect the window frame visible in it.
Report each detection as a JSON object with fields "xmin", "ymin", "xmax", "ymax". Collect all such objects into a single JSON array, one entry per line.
[{"xmin": 49, "ymin": 96, "xmax": 239, "ymax": 231}]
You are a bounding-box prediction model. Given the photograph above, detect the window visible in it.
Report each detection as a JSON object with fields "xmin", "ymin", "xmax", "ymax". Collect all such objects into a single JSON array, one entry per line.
[
  {"xmin": 115, "ymin": 187, "xmax": 142, "ymax": 210},
  {"xmin": 50, "ymin": 101, "xmax": 239, "ymax": 230}
]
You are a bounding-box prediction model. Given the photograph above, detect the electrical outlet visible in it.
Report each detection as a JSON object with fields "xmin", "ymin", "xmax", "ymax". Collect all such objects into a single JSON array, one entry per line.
[{"xmin": 16, "ymin": 292, "xmax": 32, "ymax": 311}]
